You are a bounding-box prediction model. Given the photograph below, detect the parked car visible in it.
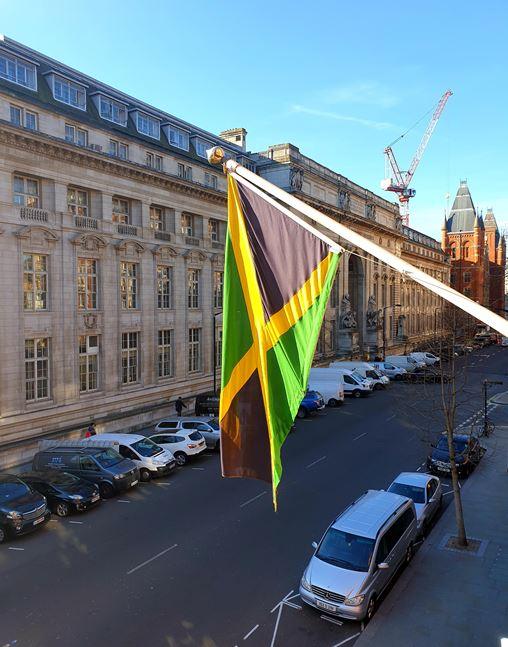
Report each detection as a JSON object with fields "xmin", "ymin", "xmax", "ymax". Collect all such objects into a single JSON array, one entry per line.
[
  {"xmin": 501, "ymin": 337, "xmax": 508, "ymax": 347},
  {"xmin": 148, "ymin": 430, "xmax": 207, "ymax": 465},
  {"xmin": 82, "ymin": 433, "xmax": 176, "ymax": 482},
  {"xmin": 371, "ymin": 361, "xmax": 407, "ymax": 381},
  {"xmin": 410, "ymin": 352, "xmax": 440, "ymax": 366},
  {"xmin": 154, "ymin": 417, "xmax": 220, "ymax": 450},
  {"xmin": 308, "ymin": 371, "xmax": 345, "ymax": 407},
  {"xmin": 311, "ymin": 367, "xmax": 372, "ymax": 398},
  {"xmin": 387, "ymin": 472, "xmax": 442, "ymax": 537},
  {"xmin": 405, "ymin": 366, "xmax": 450, "ymax": 384},
  {"xmin": 194, "ymin": 392, "xmax": 220, "ymax": 416},
  {"xmin": 0, "ymin": 473, "xmax": 51, "ymax": 543},
  {"xmin": 300, "ymin": 490, "xmax": 417, "ymax": 622},
  {"xmin": 385, "ymin": 355, "xmax": 424, "ymax": 373},
  {"xmin": 32, "ymin": 445, "xmax": 139, "ymax": 498},
  {"xmin": 329, "ymin": 362, "xmax": 389, "ymax": 390},
  {"xmin": 20, "ymin": 470, "xmax": 100, "ymax": 517},
  {"xmin": 297, "ymin": 390, "xmax": 326, "ymax": 418},
  {"xmin": 427, "ymin": 434, "xmax": 483, "ymax": 478}
]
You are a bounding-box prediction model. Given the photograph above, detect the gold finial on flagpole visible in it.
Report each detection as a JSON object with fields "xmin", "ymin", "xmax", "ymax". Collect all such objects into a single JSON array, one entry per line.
[{"xmin": 206, "ymin": 146, "xmax": 239, "ymax": 174}]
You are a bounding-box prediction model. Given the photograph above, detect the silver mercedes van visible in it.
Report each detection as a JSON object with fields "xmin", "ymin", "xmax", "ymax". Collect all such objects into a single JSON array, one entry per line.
[{"xmin": 300, "ymin": 490, "xmax": 417, "ymax": 622}]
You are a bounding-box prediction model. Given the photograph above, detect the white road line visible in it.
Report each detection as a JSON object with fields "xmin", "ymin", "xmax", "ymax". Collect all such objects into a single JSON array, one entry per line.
[
  {"xmin": 270, "ymin": 604, "xmax": 284, "ymax": 647},
  {"xmin": 416, "ymin": 466, "xmax": 422, "ymax": 471},
  {"xmin": 68, "ymin": 521, "xmax": 83, "ymax": 525},
  {"xmin": 341, "ymin": 411, "xmax": 353, "ymax": 416},
  {"xmin": 332, "ymin": 632, "xmax": 362, "ymax": 647},
  {"xmin": 8, "ymin": 547, "xmax": 24, "ymax": 551},
  {"xmin": 240, "ymin": 491, "xmax": 267, "ymax": 508},
  {"xmin": 306, "ymin": 456, "xmax": 327, "ymax": 469},
  {"xmin": 285, "ymin": 593, "xmax": 301, "ymax": 602},
  {"xmin": 126, "ymin": 543, "xmax": 178, "ymax": 575},
  {"xmin": 443, "ymin": 491, "xmax": 454, "ymax": 497},
  {"xmin": 353, "ymin": 432, "xmax": 367, "ymax": 441},
  {"xmin": 283, "ymin": 601, "xmax": 302, "ymax": 610},
  {"xmin": 154, "ymin": 482, "xmax": 172, "ymax": 486},
  {"xmin": 270, "ymin": 590, "xmax": 294, "ymax": 614},
  {"xmin": 117, "ymin": 500, "xmax": 131, "ymax": 503},
  {"xmin": 385, "ymin": 413, "xmax": 396, "ymax": 422},
  {"xmin": 243, "ymin": 625, "xmax": 259, "ymax": 640},
  {"xmin": 191, "ymin": 468, "xmax": 205, "ymax": 471},
  {"xmin": 320, "ymin": 614, "xmax": 343, "ymax": 626}
]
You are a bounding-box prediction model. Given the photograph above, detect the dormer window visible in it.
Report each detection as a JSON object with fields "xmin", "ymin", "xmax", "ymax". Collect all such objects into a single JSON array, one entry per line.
[
  {"xmin": 0, "ymin": 50, "xmax": 37, "ymax": 90},
  {"xmin": 47, "ymin": 73, "xmax": 86, "ymax": 110},
  {"xmin": 134, "ymin": 111, "xmax": 160, "ymax": 139},
  {"xmin": 164, "ymin": 124, "xmax": 190, "ymax": 151},
  {"xmin": 97, "ymin": 95, "xmax": 127, "ymax": 126},
  {"xmin": 194, "ymin": 138, "xmax": 212, "ymax": 158}
]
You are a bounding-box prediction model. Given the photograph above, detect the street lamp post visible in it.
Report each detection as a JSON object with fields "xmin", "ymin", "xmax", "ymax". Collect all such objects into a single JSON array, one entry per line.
[
  {"xmin": 212, "ymin": 310, "xmax": 222, "ymax": 394},
  {"xmin": 382, "ymin": 304, "xmax": 401, "ymax": 360}
]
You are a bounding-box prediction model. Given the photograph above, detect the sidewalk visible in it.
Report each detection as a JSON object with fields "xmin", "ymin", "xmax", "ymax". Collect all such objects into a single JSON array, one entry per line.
[{"xmin": 356, "ymin": 405, "xmax": 508, "ymax": 647}]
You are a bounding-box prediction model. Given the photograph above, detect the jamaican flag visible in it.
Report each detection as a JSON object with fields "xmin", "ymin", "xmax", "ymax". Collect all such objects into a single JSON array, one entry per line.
[{"xmin": 220, "ymin": 174, "xmax": 340, "ymax": 507}]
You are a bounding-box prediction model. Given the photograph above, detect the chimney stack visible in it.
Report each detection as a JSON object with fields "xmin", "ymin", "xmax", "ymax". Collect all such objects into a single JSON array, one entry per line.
[{"xmin": 219, "ymin": 128, "xmax": 247, "ymax": 153}]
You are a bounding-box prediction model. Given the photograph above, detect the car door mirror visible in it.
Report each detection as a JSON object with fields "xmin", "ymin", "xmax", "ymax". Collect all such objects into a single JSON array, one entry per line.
[
  {"xmin": 377, "ymin": 562, "xmax": 389, "ymax": 570},
  {"xmin": 311, "ymin": 541, "xmax": 318, "ymax": 549}
]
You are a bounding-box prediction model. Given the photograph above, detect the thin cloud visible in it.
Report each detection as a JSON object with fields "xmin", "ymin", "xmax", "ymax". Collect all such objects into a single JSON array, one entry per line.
[
  {"xmin": 291, "ymin": 104, "xmax": 394, "ymax": 130},
  {"xmin": 321, "ymin": 82, "xmax": 399, "ymax": 108}
]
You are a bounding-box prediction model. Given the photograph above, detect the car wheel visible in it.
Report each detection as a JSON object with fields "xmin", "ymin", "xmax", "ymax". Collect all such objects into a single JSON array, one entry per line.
[
  {"xmin": 55, "ymin": 501, "xmax": 70, "ymax": 517},
  {"xmin": 394, "ymin": 374, "xmax": 402, "ymax": 381},
  {"xmin": 352, "ymin": 390, "xmax": 361, "ymax": 398},
  {"xmin": 99, "ymin": 482, "xmax": 115, "ymax": 499},
  {"xmin": 365, "ymin": 595, "xmax": 377, "ymax": 622},
  {"xmin": 374, "ymin": 383, "xmax": 383, "ymax": 391},
  {"xmin": 297, "ymin": 406, "xmax": 307, "ymax": 419},
  {"xmin": 0, "ymin": 525, "xmax": 6, "ymax": 544},
  {"xmin": 328, "ymin": 398, "xmax": 338, "ymax": 407},
  {"xmin": 140, "ymin": 468, "xmax": 151, "ymax": 482},
  {"xmin": 174, "ymin": 452, "xmax": 187, "ymax": 466},
  {"xmin": 405, "ymin": 542, "xmax": 414, "ymax": 565}
]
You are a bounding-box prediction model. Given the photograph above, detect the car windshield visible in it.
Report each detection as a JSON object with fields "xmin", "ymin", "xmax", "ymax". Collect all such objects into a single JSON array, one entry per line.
[
  {"xmin": 132, "ymin": 438, "xmax": 162, "ymax": 457},
  {"xmin": 49, "ymin": 473, "xmax": 81, "ymax": 487},
  {"xmin": 0, "ymin": 479, "xmax": 30, "ymax": 502},
  {"xmin": 208, "ymin": 419, "xmax": 220, "ymax": 430},
  {"xmin": 388, "ymin": 482, "xmax": 425, "ymax": 504},
  {"xmin": 436, "ymin": 437, "xmax": 467, "ymax": 453},
  {"xmin": 316, "ymin": 528, "xmax": 375, "ymax": 572},
  {"xmin": 384, "ymin": 363, "xmax": 395, "ymax": 369},
  {"xmin": 366, "ymin": 370, "xmax": 379, "ymax": 379},
  {"xmin": 93, "ymin": 448, "xmax": 123, "ymax": 467}
]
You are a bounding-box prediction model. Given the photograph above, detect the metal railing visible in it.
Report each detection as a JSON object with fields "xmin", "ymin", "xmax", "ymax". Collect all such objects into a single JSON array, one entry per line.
[
  {"xmin": 74, "ymin": 215, "xmax": 99, "ymax": 230},
  {"xmin": 154, "ymin": 230, "xmax": 172, "ymax": 241},
  {"xmin": 185, "ymin": 236, "xmax": 200, "ymax": 246},
  {"xmin": 117, "ymin": 223, "xmax": 138, "ymax": 236},
  {"xmin": 20, "ymin": 206, "xmax": 48, "ymax": 222}
]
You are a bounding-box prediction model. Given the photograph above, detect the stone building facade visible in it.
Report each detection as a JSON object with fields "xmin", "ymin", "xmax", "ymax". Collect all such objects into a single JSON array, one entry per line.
[
  {"xmin": 253, "ymin": 144, "xmax": 450, "ymax": 361},
  {"xmin": 441, "ymin": 180, "xmax": 506, "ymax": 314},
  {"xmin": 0, "ymin": 36, "xmax": 450, "ymax": 467}
]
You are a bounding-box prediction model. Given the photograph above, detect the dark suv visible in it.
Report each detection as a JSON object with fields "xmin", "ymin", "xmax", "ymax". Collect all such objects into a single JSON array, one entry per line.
[
  {"xmin": 0, "ymin": 474, "xmax": 51, "ymax": 543},
  {"xmin": 427, "ymin": 434, "xmax": 482, "ymax": 478}
]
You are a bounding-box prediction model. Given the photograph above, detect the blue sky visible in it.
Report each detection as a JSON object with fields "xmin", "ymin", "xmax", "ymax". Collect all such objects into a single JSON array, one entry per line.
[{"xmin": 1, "ymin": 0, "xmax": 507, "ymax": 239}]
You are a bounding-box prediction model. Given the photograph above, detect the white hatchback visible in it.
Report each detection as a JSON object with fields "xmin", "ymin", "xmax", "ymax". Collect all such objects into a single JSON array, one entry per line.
[
  {"xmin": 148, "ymin": 430, "xmax": 206, "ymax": 466},
  {"xmin": 387, "ymin": 472, "xmax": 442, "ymax": 536}
]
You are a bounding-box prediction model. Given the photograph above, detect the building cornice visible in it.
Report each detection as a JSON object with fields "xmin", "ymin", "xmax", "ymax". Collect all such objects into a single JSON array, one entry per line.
[{"xmin": 0, "ymin": 124, "xmax": 227, "ymax": 207}]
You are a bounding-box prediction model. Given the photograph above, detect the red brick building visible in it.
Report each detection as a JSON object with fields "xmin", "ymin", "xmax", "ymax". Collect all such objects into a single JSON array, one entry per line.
[{"xmin": 441, "ymin": 181, "xmax": 506, "ymax": 312}]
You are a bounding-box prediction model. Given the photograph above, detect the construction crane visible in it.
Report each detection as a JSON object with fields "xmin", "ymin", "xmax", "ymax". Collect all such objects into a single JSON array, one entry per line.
[{"xmin": 381, "ymin": 89, "xmax": 452, "ymax": 226}]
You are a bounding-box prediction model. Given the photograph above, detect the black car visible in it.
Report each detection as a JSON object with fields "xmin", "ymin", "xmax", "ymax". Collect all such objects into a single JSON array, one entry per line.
[
  {"xmin": 407, "ymin": 367, "xmax": 450, "ymax": 384},
  {"xmin": 195, "ymin": 391, "xmax": 220, "ymax": 416},
  {"xmin": 427, "ymin": 434, "xmax": 483, "ymax": 478},
  {"xmin": 0, "ymin": 473, "xmax": 51, "ymax": 543},
  {"xmin": 20, "ymin": 470, "xmax": 101, "ymax": 517}
]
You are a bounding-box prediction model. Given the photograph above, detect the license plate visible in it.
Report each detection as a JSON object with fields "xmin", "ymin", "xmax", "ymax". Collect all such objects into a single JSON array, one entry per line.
[
  {"xmin": 316, "ymin": 599, "xmax": 337, "ymax": 613},
  {"xmin": 91, "ymin": 494, "xmax": 100, "ymax": 502},
  {"xmin": 33, "ymin": 516, "xmax": 45, "ymax": 526},
  {"xmin": 130, "ymin": 480, "xmax": 138, "ymax": 487}
]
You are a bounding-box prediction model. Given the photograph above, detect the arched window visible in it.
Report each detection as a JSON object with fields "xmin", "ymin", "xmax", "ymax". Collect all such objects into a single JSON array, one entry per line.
[
  {"xmin": 450, "ymin": 243, "xmax": 456, "ymax": 259},
  {"xmin": 463, "ymin": 242, "xmax": 470, "ymax": 259}
]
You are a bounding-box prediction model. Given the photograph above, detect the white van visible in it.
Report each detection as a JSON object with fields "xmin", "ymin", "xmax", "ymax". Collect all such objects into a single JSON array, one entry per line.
[
  {"xmin": 83, "ymin": 433, "xmax": 176, "ymax": 482},
  {"xmin": 308, "ymin": 370, "xmax": 345, "ymax": 407},
  {"xmin": 410, "ymin": 352, "xmax": 440, "ymax": 366},
  {"xmin": 329, "ymin": 362, "xmax": 389, "ymax": 390},
  {"xmin": 310, "ymin": 367, "xmax": 372, "ymax": 398},
  {"xmin": 371, "ymin": 361, "xmax": 407, "ymax": 381},
  {"xmin": 385, "ymin": 355, "xmax": 424, "ymax": 373}
]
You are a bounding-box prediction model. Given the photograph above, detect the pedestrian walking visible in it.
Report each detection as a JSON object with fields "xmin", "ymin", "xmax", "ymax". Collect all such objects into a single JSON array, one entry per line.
[
  {"xmin": 85, "ymin": 421, "xmax": 96, "ymax": 438},
  {"xmin": 175, "ymin": 396, "xmax": 187, "ymax": 417}
]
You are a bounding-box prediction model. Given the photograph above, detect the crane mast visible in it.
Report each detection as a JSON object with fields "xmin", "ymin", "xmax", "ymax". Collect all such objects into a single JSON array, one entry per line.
[{"xmin": 381, "ymin": 89, "xmax": 452, "ymax": 226}]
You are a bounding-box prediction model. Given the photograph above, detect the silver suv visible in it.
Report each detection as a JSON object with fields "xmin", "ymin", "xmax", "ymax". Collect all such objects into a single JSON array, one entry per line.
[
  {"xmin": 154, "ymin": 417, "xmax": 220, "ymax": 450},
  {"xmin": 300, "ymin": 490, "xmax": 417, "ymax": 622}
]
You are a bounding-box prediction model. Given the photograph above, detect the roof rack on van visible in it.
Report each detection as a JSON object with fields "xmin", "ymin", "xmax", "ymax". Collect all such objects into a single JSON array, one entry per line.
[{"xmin": 38, "ymin": 439, "xmax": 118, "ymax": 450}]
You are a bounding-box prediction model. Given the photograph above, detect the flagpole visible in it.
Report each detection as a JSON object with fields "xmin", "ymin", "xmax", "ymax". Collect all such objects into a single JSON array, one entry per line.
[{"xmin": 208, "ymin": 149, "xmax": 508, "ymax": 338}]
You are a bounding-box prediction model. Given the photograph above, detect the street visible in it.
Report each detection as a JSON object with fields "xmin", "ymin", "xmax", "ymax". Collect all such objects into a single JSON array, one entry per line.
[{"xmin": 1, "ymin": 347, "xmax": 506, "ymax": 647}]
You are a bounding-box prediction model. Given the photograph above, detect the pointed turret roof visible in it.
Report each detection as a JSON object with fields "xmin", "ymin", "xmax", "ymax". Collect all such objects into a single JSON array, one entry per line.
[
  {"xmin": 483, "ymin": 208, "xmax": 498, "ymax": 229},
  {"xmin": 446, "ymin": 180, "xmax": 482, "ymax": 232}
]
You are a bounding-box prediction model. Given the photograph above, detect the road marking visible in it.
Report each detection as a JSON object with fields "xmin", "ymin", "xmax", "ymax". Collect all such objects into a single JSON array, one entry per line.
[
  {"xmin": 8, "ymin": 547, "xmax": 24, "ymax": 551},
  {"xmin": 332, "ymin": 633, "xmax": 362, "ymax": 647},
  {"xmin": 443, "ymin": 491, "xmax": 454, "ymax": 497},
  {"xmin": 191, "ymin": 467, "xmax": 205, "ymax": 471},
  {"xmin": 353, "ymin": 432, "xmax": 367, "ymax": 441},
  {"xmin": 68, "ymin": 521, "xmax": 83, "ymax": 525},
  {"xmin": 340, "ymin": 411, "xmax": 353, "ymax": 416},
  {"xmin": 126, "ymin": 543, "xmax": 178, "ymax": 575},
  {"xmin": 240, "ymin": 491, "xmax": 267, "ymax": 508},
  {"xmin": 320, "ymin": 614, "xmax": 343, "ymax": 626},
  {"xmin": 306, "ymin": 456, "xmax": 326, "ymax": 469},
  {"xmin": 285, "ymin": 593, "xmax": 301, "ymax": 602},
  {"xmin": 270, "ymin": 590, "xmax": 294, "ymax": 614},
  {"xmin": 284, "ymin": 601, "xmax": 302, "ymax": 610},
  {"xmin": 154, "ymin": 481, "xmax": 172, "ymax": 486},
  {"xmin": 243, "ymin": 625, "xmax": 259, "ymax": 640},
  {"xmin": 117, "ymin": 500, "xmax": 131, "ymax": 503},
  {"xmin": 416, "ymin": 466, "xmax": 422, "ymax": 471},
  {"xmin": 385, "ymin": 413, "xmax": 396, "ymax": 422}
]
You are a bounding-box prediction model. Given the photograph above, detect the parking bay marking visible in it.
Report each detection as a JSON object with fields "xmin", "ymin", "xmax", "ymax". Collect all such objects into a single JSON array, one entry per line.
[
  {"xmin": 385, "ymin": 413, "xmax": 396, "ymax": 422},
  {"xmin": 126, "ymin": 543, "xmax": 178, "ymax": 575},
  {"xmin": 320, "ymin": 614, "xmax": 343, "ymax": 626},
  {"xmin": 243, "ymin": 625, "xmax": 259, "ymax": 640},
  {"xmin": 331, "ymin": 633, "xmax": 362, "ymax": 647},
  {"xmin": 240, "ymin": 491, "xmax": 267, "ymax": 508},
  {"xmin": 68, "ymin": 521, "xmax": 83, "ymax": 525},
  {"xmin": 8, "ymin": 547, "xmax": 24, "ymax": 551},
  {"xmin": 117, "ymin": 500, "xmax": 131, "ymax": 503},
  {"xmin": 353, "ymin": 432, "xmax": 367, "ymax": 441},
  {"xmin": 306, "ymin": 456, "xmax": 326, "ymax": 469}
]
